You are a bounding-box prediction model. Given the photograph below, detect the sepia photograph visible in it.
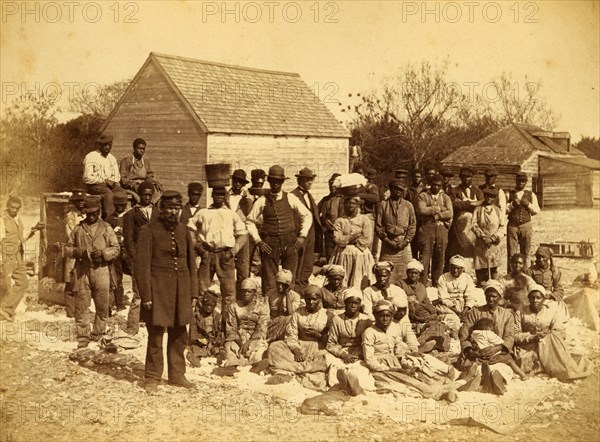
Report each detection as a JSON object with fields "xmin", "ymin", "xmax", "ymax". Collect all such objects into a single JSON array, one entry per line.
[{"xmin": 1, "ymin": 1, "xmax": 599, "ymax": 441}]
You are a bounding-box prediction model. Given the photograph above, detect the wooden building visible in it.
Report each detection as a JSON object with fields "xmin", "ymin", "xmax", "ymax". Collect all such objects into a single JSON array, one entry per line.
[
  {"xmin": 100, "ymin": 52, "xmax": 349, "ymax": 203},
  {"xmin": 441, "ymin": 123, "xmax": 594, "ymax": 208}
]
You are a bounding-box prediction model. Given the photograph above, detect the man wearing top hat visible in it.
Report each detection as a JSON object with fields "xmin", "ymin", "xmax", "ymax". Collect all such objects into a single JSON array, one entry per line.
[
  {"xmin": 227, "ymin": 169, "xmax": 253, "ymax": 286},
  {"xmin": 375, "ymin": 179, "xmax": 417, "ymax": 283},
  {"xmin": 246, "ymin": 165, "xmax": 312, "ymax": 293},
  {"xmin": 63, "ymin": 189, "xmax": 87, "ymax": 318},
  {"xmin": 291, "ymin": 167, "xmax": 321, "ymax": 292},
  {"xmin": 506, "ymin": 172, "xmax": 539, "ymax": 265},
  {"xmin": 189, "ymin": 186, "xmax": 248, "ymax": 316},
  {"xmin": 136, "ymin": 190, "xmax": 198, "ymax": 392},
  {"xmin": 479, "ymin": 167, "xmax": 507, "ymax": 221},
  {"xmin": 83, "ymin": 134, "xmax": 121, "ymax": 219},
  {"xmin": 61, "ymin": 195, "xmax": 120, "ymax": 348},
  {"xmin": 446, "ymin": 166, "xmax": 483, "ymax": 265}
]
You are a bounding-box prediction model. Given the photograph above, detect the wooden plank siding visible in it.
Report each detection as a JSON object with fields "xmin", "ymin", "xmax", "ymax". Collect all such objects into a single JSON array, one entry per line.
[
  {"xmin": 538, "ymin": 156, "xmax": 593, "ymax": 208},
  {"xmin": 442, "ymin": 165, "xmax": 523, "ymax": 193},
  {"xmin": 207, "ymin": 134, "xmax": 348, "ymax": 202},
  {"xmin": 104, "ymin": 60, "xmax": 208, "ymax": 199}
]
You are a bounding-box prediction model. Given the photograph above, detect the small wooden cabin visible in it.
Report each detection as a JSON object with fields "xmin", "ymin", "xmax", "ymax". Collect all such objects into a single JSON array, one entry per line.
[
  {"xmin": 441, "ymin": 123, "xmax": 594, "ymax": 208},
  {"xmin": 100, "ymin": 52, "xmax": 350, "ymax": 203}
]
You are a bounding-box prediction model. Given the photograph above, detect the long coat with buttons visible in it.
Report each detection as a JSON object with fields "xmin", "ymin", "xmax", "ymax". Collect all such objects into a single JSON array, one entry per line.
[{"xmin": 135, "ymin": 219, "xmax": 198, "ymax": 327}]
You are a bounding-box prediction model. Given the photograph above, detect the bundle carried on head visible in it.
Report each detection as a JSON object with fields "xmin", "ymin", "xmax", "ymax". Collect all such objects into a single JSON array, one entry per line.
[
  {"xmin": 205, "ymin": 163, "xmax": 231, "ymax": 188},
  {"xmin": 333, "ymin": 173, "xmax": 368, "ymax": 196}
]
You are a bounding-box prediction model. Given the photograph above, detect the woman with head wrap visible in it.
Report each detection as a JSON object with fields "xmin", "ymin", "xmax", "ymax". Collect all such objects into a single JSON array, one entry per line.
[
  {"xmin": 266, "ymin": 269, "xmax": 303, "ymax": 342},
  {"xmin": 524, "ymin": 246, "xmax": 569, "ymax": 318},
  {"xmin": 457, "ymin": 280, "xmax": 516, "ymax": 394},
  {"xmin": 223, "ymin": 278, "xmax": 269, "ymax": 367},
  {"xmin": 434, "ymin": 255, "xmax": 477, "ymax": 331},
  {"xmin": 321, "ymin": 264, "xmax": 348, "ymax": 312},
  {"xmin": 326, "ymin": 287, "xmax": 375, "ymax": 395},
  {"xmin": 514, "ymin": 284, "xmax": 592, "ymax": 381},
  {"xmin": 471, "ymin": 187, "xmax": 505, "ymax": 285},
  {"xmin": 267, "ymin": 285, "xmax": 333, "ymax": 377},
  {"xmin": 362, "ymin": 262, "xmax": 408, "ymax": 320},
  {"xmin": 330, "ymin": 192, "xmax": 375, "ymax": 290},
  {"xmin": 362, "ymin": 300, "xmax": 459, "ymax": 400}
]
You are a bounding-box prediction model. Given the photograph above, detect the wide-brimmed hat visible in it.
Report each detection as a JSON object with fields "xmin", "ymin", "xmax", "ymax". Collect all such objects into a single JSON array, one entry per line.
[
  {"xmin": 113, "ymin": 190, "xmax": 128, "ymax": 204},
  {"xmin": 231, "ymin": 169, "xmax": 249, "ymax": 184},
  {"xmin": 484, "ymin": 167, "xmax": 498, "ymax": 176},
  {"xmin": 295, "ymin": 168, "xmax": 316, "ymax": 179},
  {"xmin": 459, "ymin": 166, "xmax": 475, "ymax": 177},
  {"xmin": 267, "ymin": 165, "xmax": 288, "ymax": 181},
  {"xmin": 83, "ymin": 195, "xmax": 102, "ymax": 213},
  {"xmin": 95, "ymin": 134, "xmax": 113, "ymax": 145},
  {"xmin": 439, "ymin": 167, "xmax": 454, "ymax": 178}
]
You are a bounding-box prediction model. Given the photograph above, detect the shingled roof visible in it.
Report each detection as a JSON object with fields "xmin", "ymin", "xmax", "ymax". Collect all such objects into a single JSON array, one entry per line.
[
  {"xmin": 115, "ymin": 52, "xmax": 349, "ymax": 138},
  {"xmin": 442, "ymin": 123, "xmax": 583, "ymax": 165}
]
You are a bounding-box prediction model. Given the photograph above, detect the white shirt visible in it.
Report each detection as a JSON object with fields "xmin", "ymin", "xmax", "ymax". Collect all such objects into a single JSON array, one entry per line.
[
  {"xmin": 83, "ymin": 150, "xmax": 120, "ymax": 185},
  {"xmin": 188, "ymin": 205, "xmax": 247, "ymax": 249},
  {"xmin": 245, "ymin": 192, "xmax": 312, "ymax": 242},
  {"xmin": 509, "ymin": 189, "xmax": 540, "ymax": 215}
]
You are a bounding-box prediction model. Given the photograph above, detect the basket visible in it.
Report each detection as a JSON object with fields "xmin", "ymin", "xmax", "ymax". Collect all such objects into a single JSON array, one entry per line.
[
  {"xmin": 338, "ymin": 184, "xmax": 363, "ymax": 197},
  {"xmin": 205, "ymin": 163, "xmax": 231, "ymax": 187}
]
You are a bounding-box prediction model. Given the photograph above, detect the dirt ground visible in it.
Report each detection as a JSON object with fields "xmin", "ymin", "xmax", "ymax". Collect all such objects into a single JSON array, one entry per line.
[{"xmin": 0, "ymin": 203, "xmax": 599, "ymax": 442}]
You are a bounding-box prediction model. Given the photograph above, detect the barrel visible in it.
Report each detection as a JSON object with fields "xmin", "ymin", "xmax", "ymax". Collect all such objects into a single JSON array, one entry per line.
[{"xmin": 205, "ymin": 163, "xmax": 231, "ymax": 187}]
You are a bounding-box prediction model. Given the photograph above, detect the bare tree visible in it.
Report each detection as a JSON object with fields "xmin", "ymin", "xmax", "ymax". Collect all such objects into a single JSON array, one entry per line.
[{"xmin": 69, "ymin": 79, "xmax": 131, "ymax": 118}]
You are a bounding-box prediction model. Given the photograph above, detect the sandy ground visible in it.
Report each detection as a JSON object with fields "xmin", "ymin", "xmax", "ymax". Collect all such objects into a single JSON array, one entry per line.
[{"xmin": 0, "ymin": 202, "xmax": 599, "ymax": 442}]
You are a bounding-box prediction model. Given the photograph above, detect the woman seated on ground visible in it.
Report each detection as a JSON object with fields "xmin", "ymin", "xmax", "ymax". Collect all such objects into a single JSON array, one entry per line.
[
  {"xmin": 224, "ymin": 278, "xmax": 269, "ymax": 367},
  {"xmin": 389, "ymin": 295, "xmax": 419, "ymax": 352},
  {"xmin": 330, "ymin": 192, "xmax": 374, "ymax": 290},
  {"xmin": 362, "ymin": 300, "xmax": 458, "ymax": 401},
  {"xmin": 499, "ymin": 253, "xmax": 536, "ymax": 311},
  {"xmin": 435, "ymin": 255, "xmax": 477, "ymax": 331},
  {"xmin": 268, "ymin": 285, "xmax": 333, "ymax": 375},
  {"xmin": 321, "ymin": 264, "xmax": 348, "ymax": 312},
  {"xmin": 514, "ymin": 284, "xmax": 592, "ymax": 382},
  {"xmin": 187, "ymin": 290, "xmax": 225, "ymax": 367},
  {"xmin": 457, "ymin": 280, "xmax": 516, "ymax": 395},
  {"xmin": 362, "ymin": 262, "xmax": 408, "ymax": 319},
  {"xmin": 266, "ymin": 269, "xmax": 303, "ymax": 343},
  {"xmin": 525, "ymin": 246, "xmax": 569, "ymax": 319},
  {"xmin": 326, "ymin": 287, "xmax": 374, "ymax": 395}
]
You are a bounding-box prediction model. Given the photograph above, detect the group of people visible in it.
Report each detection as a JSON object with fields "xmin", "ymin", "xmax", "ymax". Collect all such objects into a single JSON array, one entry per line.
[{"xmin": 0, "ymin": 134, "xmax": 592, "ymax": 397}]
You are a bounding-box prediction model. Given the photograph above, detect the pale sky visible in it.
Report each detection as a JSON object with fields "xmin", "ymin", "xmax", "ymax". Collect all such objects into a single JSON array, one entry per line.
[{"xmin": 1, "ymin": 0, "xmax": 598, "ymax": 141}]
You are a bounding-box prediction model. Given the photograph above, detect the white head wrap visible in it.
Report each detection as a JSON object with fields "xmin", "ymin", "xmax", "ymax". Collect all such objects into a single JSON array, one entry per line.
[{"xmin": 406, "ymin": 259, "xmax": 424, "ymax": 272}]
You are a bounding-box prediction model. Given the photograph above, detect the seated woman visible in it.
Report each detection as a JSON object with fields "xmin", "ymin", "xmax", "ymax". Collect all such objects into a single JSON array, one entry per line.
[
  {"xmin": 435, "ymin": 255, "xmax": 477, "ymax": 331},
  {"xmin": 224, "ymin": 279, "xmax": 269, "ymax": 367},
  {"xmin": 362, "ymin": 300, "xmax": 458, "ymax": 400},
  {"xmin": 326, "ymin": 287, "xmax": 374, "ymax": 395},
  {"xmin": 330, "ymin": 192, "xmax": 375, "ymax": 290},
  {"xmin": 525, "ymin": 246, "xmax": 569, "ymax": 320},
  {"xmin": 321, "ymin": 264, "xmax": 348, "ymax": 312},
  {"xmin": 457, "ymin": 280, "xmax": 516, "ymax": 395},
  {"xmin": 388, "ymin": 295, "xmax": 419, "ymax": 352},
  {"xmin": 268, "ymin": 285, "xmax": 333, "ymax": 375},
  {"xmin": 514, "ymin": 284, "xmax": 592, "ymax": 382},
  {"xmin": 499, "ymin": 253, "xmax": 536, "ymax": 311},
  {"xmin": 187, "ymin": 290, "xmax": 225, "ymax": 367},
  {"xmin": 362, "ymin": 262, "xmax": 408, "ymax": 320},
  {"xmin": 266, "ymin": 269, "xmax": 303, "ymax": 343}
]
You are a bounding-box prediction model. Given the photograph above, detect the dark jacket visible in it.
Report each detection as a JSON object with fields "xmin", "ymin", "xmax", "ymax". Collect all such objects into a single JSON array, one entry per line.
[
  {"xmin": 135, "ymin": 220, "xmax": 198, "ymax": 327},
  {"xmin": 123, "ymin": 205, "xmax": 158, "ymax": 261}
]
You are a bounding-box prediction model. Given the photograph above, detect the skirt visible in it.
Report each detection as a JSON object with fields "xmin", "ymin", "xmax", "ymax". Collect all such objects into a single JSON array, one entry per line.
[{"xmin": 330, "ymin": 245, "xmax": 375, "ymax": 290}]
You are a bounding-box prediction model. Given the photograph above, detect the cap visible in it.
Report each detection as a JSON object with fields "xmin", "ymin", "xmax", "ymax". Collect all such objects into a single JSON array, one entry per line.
[
  {"xmin": 161, "ymin": 190, "xmax": 183, "ymax": 208},
  {"xmin": 482, "ymin": 187, "xmax": 499, "ymax": 196},
  {"xmin": 232, "ymin": 169, "xmax": 249, "ymax": 184},
  {"xmin": 113, "ymin": 190, "xmax": 128, "ymax": 204},
  {"xmin": 251, "ymin": 169, "xmax": 266, "ymax": 180},
  {"xmin": 373, "ymin": 300, "xmax": 394, "ymax": 313},
  {"xmin": 96, "ymin": 134, "xmax": 114, "ymax": 145},
  {"xmin": 389, "ymin": 179, "xmax": 407, "ymax": 191},
  {"xmin": 295, "ymin": 168, "xmax": 317, "ymax": 179},
  {"xmin": 439, "ymin": 167, "xmax": 454, "ymax": 178},
  {"xmin": 267, "ymin": 165, "xmax": 288, "ymax": 181},
  {"xmin": 83, "ymin": 195, "xmax": 102, "ymax": 213},
  {"xmin": 459, "ymin": 166, "xmax": 475, "ymax": 177},
  {"xmin": 484, "ymin": 167, "xmax": 498, "ymax": 177}
]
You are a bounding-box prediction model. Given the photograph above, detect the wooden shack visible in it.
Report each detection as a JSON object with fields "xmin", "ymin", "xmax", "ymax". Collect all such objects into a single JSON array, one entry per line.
[
  {"xmin": 100, "ymin": 52, "xmax": 349, "ymax": 203},
  {"xmin": 441, "ymin": 123, "xmax": 593, "ymax": 208}
]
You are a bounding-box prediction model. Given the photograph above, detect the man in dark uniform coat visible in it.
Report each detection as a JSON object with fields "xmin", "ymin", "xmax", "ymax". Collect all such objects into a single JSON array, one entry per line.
[
  {"xmin": 135, "ymin": 190, "xmax": 198, "ymax": 393},
  {"xmin": 291, "ymin": 167, "xmax": 321, "ymax": 293}
]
